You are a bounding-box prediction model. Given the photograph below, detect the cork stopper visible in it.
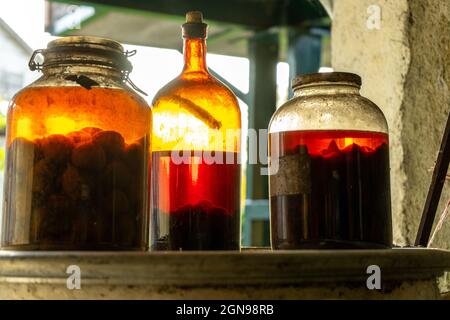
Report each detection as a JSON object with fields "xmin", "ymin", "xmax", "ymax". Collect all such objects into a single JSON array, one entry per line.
[
  {"xmin": 186, "ymin": 11, "xmax": 203, "ymax": 23},
  {"xmin": 182, "ymin": 11, "xmax": 207, "ymax": 38}
]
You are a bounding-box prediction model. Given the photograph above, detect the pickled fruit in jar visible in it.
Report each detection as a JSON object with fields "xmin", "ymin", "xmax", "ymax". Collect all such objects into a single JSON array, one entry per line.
[
  {"xmin": 270, "ymin": 130, "xmax": 392, "ymax": 249},
  {"xmin": 152, "ymin": 151, "xmax": 241, "ymax": 250},
  {"xmin": 6, "ymin": 128, "xmax": 147, "ymax": 249}
]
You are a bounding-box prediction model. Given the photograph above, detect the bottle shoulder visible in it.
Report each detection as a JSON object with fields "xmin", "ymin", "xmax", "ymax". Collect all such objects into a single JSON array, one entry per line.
[
  {"xmin": 269, "ymin": 93, "xmax": 388, "ymax": 134},
  {"xmin": 151, "ymin": 72, "xmax": 241, "ymax": 136},
  {"xmin": 152, "ymin": 73, "xmax": 239, "ymax": 109}
]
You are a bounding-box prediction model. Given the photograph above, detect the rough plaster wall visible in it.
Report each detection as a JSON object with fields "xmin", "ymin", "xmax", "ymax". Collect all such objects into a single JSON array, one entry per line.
[
  {"xmin": 331, "ymin": 0, "xmax": 410, "ymax": 245},
  {"xmin": 402, "ymin": 0, "xmax": 450, "ymax": 248}
]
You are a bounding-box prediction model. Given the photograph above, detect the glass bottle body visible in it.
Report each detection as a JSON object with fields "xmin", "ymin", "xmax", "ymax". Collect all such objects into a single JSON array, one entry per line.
[
  {"xmin": 1, "ymin": 37, "xmax": 152, "ymax": 250},
  {"xmin": 151, "ymin": 38, "xmax": 241, "ymax": 250},
  {"xmin": 268, "ymin": 73, "xmax": 392, "ymax": 249}
]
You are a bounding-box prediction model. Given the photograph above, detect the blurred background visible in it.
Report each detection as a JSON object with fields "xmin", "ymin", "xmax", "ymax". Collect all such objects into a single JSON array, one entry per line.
[{"xmin": 0, "ymin": 0, "xmax": 331, "ymax": 246}]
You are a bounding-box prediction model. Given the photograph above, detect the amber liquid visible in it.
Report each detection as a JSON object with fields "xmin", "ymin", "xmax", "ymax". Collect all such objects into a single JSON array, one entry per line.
[
  {"xmin": 2, "ymin": 86, "xmax": 151, "ymax": 250},
  {"xmin": 269, "ymin": 130, "xmax": 392, "ymax": 249},
  {"xmin": 151, "ymin": 151, "xmax": 241, "ymax": 250}
]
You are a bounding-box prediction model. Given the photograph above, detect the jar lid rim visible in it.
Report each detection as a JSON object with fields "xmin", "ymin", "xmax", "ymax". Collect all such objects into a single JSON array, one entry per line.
[
  {"xmin": 31, "ymin": 36, "xmax": 131, "ymax": 73},
  {"xmin": 292, "ymin": 72, "xmax": 362, "ymax": 89},
  {"xmin": 47, "ymin": 36, "xmax": 124, "ymax": 52}
]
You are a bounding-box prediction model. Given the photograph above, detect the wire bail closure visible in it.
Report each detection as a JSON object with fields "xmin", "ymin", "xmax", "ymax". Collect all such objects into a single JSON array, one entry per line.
[
  {"xmin": 121, "ymin": 49, "xmax": 148, "ymax": 96},
  {"xmin": 125, "ymin": 49, "xmax": 137, "ymax": 58},
  {"xmin": 27, "ymin": 48, "xmax": 148, "ymax": 96},
  {"xmin": 121, "ymin": 70, "xmax": 148, "ymax": 96},
  {"xmin": 28, "ymin": 49, "xmax": 45, "ymax": 71}
]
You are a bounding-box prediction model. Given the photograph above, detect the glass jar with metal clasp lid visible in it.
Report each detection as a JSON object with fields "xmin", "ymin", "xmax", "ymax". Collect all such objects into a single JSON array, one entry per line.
[{"xmin": 1, "ymin": 36, "xmax": 152, "ymax": 250}]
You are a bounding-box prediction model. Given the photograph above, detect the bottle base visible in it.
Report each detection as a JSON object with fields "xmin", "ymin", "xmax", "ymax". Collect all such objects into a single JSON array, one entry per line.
[
  {"xmin": 0, "ymin": 243, "xmax": 148, "ymax": 251},
  {"xmin": 151, "ymin": 241, "xmax": 240, "ymax": 251},
  {"xmin": 272, "ymin": 239, "xmax": 392, "ymax": 250}
]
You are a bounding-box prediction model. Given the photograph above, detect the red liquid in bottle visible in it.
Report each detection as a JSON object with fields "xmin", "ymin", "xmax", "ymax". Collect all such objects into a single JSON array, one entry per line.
[
  {"xmin": 151, "ymin": 151, "xmax": 241, "ymax": 250},
  {"xmin": 269, "ymin": 130, "xmax": 392, "ymax": 249}
]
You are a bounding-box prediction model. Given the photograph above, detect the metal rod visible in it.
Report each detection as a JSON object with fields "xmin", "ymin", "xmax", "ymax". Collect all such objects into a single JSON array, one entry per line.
[
  {"xmin": 415, "ymin": 110, "xmax": 450, "ymax": 246},
  {"xmin": 208, "ymin": 67, "xmax": 248, "ymax": 104}
]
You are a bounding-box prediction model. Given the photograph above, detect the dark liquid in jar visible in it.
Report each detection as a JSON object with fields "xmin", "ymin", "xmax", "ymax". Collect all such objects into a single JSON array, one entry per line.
[
  {"xmin": 3, "ymin": 128, "xmax": 148, "ymax": 250},
  {"xmin": 269, "ymin": 130, "xmax": 392, "ymax": 249},
  {"xmin": 151, "ymin": 151, "xmax": 241, "ymax": 250}
]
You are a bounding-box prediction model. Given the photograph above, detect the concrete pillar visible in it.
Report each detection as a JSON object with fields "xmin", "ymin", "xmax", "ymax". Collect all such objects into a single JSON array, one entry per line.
[
  {"xmin": 247, "ymin": 32, "xmax": 278, "ymax": 200},
  {"xmin": 331, "ymin": 0, "xmax": 450, "ymax": 248}
]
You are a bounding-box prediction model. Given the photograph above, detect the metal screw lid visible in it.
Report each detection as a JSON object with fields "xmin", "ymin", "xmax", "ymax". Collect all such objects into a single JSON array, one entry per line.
[{"xmin": 292, "ymin": 72, "xmax": 362, "ymax": 89}]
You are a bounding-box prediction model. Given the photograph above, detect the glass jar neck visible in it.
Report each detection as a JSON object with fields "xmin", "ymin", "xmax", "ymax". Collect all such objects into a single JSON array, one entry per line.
[
  {"xmin": 183, "ymin": 38, "xmax": 208, "ymax": 74},
  {"xmin": 42, "ymin": 64, "xmax": 123, "ymax": 81},
  {"xmin": 293, "ymin": 82, "xmax": 360, "ymax": 97}
]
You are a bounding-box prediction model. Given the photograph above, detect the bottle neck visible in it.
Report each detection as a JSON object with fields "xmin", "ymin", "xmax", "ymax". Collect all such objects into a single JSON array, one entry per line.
[
  {"xmin": 293, "ymin": 82, "xmax": 360, "ymax": 97},
  {"xmin": 183, "ymin": 38, "xmax": 208, "ymax": 74}
]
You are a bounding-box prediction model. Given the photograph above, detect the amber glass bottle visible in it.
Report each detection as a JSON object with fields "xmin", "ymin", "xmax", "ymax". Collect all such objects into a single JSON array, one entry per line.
[
  {"xmin": 1, "ymin": 36, "xmax": 152, "ymax": 250},
  {"xmin": 151, "ymin": 12, "xmax": 241, "ymax": 250}
]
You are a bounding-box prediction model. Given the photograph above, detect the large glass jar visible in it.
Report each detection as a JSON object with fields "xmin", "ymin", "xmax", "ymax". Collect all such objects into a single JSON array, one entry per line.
[
  {"xmin": 1, "ymin": 36, "xmax": 152, "ymax": 250},
  {"xmin": 268, "ymin": 72, "xmax": 392, "ymax": 249},
  {"xmin": 151, "ymin": 12, "xmax": 241, "ymax": 250}
]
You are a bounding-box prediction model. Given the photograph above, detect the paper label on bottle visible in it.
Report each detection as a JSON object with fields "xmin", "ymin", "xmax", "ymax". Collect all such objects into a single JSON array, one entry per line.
[{"xmin": 269, "ymin": 147, "xmax": 311, "ymax": 197}]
